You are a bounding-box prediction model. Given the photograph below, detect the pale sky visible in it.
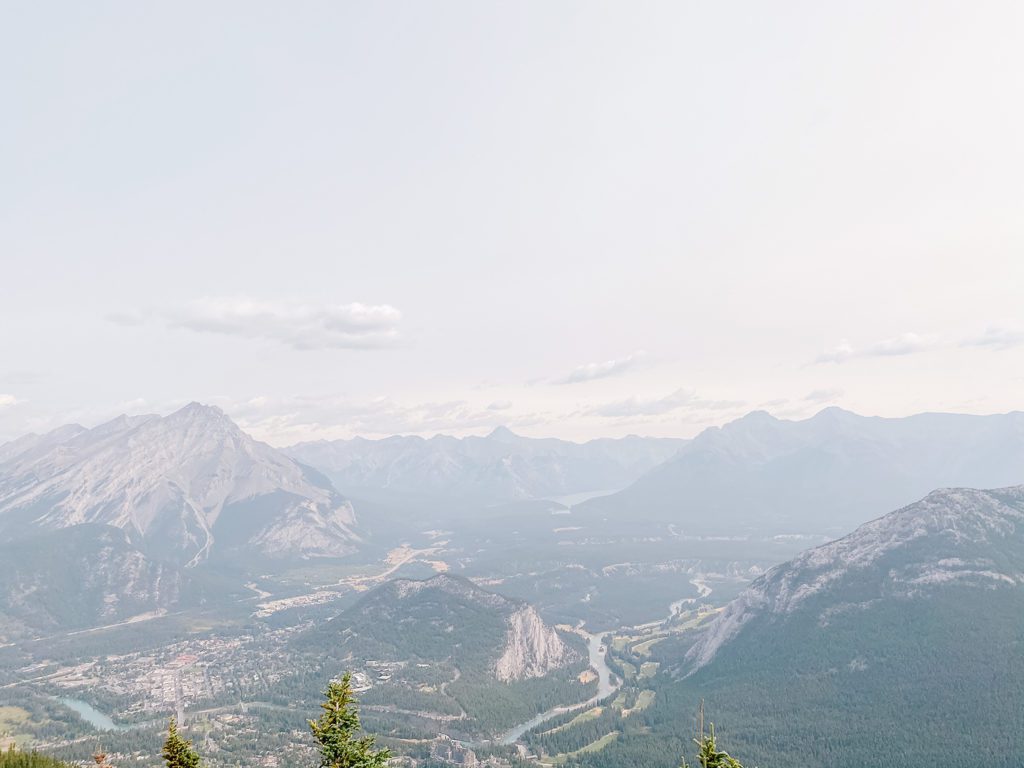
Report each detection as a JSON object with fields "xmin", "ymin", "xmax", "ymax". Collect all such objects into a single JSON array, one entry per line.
[{"xmin": 2, "ymin": 1, "xmax": 1023, "ymax": 445}]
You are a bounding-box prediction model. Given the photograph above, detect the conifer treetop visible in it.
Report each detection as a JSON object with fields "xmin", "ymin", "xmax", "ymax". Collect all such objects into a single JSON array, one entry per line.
[
  {"xmin": 310, "ymin": 672, "xmax": 390, "ymax": 768},
  {"xmin": 162, "ymin": 718, "xmax": 201, "ymax": 768}
]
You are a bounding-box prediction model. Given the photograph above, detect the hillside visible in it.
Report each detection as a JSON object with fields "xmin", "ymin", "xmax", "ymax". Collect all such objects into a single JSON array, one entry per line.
[
  {"xmin": 580, "ymin": 486, "xmax": 1024, "ymax": 768},
  {"xmin": 293, "ymin": 574, "xmax": 594, "ymax": 738},
  {"xmin": 304, "ymin": 574, "xmax": 575, "ymax": 678},
  {"xmin": 0, "ymin": 524, "xmax": 219, "ymax": 637},
  {"xmin": 578, "ymin": 408, "xmax": 1024, "ymax": 536}
]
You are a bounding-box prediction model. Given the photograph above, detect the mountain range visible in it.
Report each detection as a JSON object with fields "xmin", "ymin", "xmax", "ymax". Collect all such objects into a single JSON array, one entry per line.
[
  {"xmin": 5, "ymin": 403, "xmax": 1024, "ymax": 647},
  {"xmin": 578, "ymin": 407, "xmax": 1024, "ymax": 535},
  {"xmin": 3, "ymin": 402, "xmax": 1024, "ymax": 762},
  {"xmin": 285, "ymin": 427, "xmax": 686, "ymax": 503}
]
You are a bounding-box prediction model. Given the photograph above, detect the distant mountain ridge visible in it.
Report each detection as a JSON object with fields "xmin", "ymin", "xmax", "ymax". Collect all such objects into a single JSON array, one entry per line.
[
  {"xmin": 286, "ymin": 428, "xmax": 686, "ymax": 503},
  {"xmin": 0, "ymin": 402, "xmax": 361, "ymax": 565},
  {"xmin": 578, "ymin": 407, "xmax": 1024, "ymax": 535}
]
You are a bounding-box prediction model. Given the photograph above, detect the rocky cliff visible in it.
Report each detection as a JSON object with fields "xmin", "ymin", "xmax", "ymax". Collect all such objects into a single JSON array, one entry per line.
[{"xmin": 495, "ymin": 604, "xmax": 575, "ymax": 681}]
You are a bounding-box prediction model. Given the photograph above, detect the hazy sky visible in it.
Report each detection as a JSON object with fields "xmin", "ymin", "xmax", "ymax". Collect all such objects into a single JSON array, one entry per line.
[{"xmin": 3, "ymin": 2, "xmax": 1024, "ymax": 445}]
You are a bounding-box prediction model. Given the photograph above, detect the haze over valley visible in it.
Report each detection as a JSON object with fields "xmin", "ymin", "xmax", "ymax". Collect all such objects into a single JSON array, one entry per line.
[
  {"xmin": 4, "ymin": 2, "xmax": 1024, "ymax": 766},
  {"xmin": 2, "ymin": 403, "xmax": 1024, "ymax": 766}
]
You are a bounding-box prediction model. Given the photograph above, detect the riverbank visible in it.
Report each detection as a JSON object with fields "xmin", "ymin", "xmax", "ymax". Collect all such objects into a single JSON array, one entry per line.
[{"xmin": 496, "ymin": 630, "xmax": 619, "ymax": 745}]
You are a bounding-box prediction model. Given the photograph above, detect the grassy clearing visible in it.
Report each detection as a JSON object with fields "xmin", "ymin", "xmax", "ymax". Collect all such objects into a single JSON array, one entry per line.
[
  {"xmin": 638, "ymin": 661, "xmax": 660, "ymax": 679},
  {"xmin": 623, "ymin": 689, "xmax": 655, "ymax": 717},
  {"xmin": 670, "ymin": 609, "xmax": 722, "ymax": 632},
  {"xmin": 539, "ymin": 706, "xmax": 604, "ymax": 736},
  {"xmin": 631, "ymin": 635, "xmax": 666, "ymax": 657},
  {"xmin": 0, "ymin": 707, "xmax": 31, "ymax": 729},
  {"xmin": 0, "ymin": 706, "xmax": 36, "ymax": 749},
  {"xmin": 545, "ymin": 731, "xmax": 621, "ymax": 765}
]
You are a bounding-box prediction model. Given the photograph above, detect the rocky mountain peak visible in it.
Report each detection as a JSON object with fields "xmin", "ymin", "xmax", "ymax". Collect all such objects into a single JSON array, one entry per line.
[
  {"xmin": 486, "ymin": 425, "xmax": 520, "ymax": 442},
  {"xmin": 0, "ymin": 404, "xmax": 361, "ymax": 565}
]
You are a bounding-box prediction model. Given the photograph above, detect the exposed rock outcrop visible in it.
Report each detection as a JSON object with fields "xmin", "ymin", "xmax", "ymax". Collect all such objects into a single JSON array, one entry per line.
[{"xmin": 494, "ymin": 604, "xmax": 576, "ymax": 681}]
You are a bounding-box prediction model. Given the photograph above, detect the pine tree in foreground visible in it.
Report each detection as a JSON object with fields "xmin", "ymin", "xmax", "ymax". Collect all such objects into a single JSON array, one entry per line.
[
  {"xmin": 310, "ymin": 672, "xmax": 390, "ymax": 768},
  {"xmin": 681, "ymin": 706, "xmax": 744, "ymax": 768},
  {"xmin": 162, "ymin": 718, "xmax": 201, "ymax": 768}
]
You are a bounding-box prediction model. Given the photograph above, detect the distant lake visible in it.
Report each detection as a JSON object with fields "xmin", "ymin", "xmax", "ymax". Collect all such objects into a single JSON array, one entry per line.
[
  {"xmin": 543, "ymin": 489, "xmax": 620, "ymax": 508},
  {"xmin": 58, "ymin": 698, "xmax": 132, "ymax": 732}
]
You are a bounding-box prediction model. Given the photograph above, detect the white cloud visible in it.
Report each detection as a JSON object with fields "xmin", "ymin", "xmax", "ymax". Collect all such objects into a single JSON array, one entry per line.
[
  {"xmin": 553, "ymin": 351, "xmax": 646, "ymax": 385},
  {"xmin": 816, "ymin": 325, "xmax": 1024, "ymax": 365},
  {"xmin": 803, "ymin": 388, "xmax": 844, "ymax": 403},
  {"xmin": 0, "ymin": 394, "xmax": 17, "ymax": 408},
  {"xmin": 164, "ymin": 298, "xmax": 403, "ymax": 350},
  {"xmin": 815, "ymin": 340, "xmax": 856, "ymax": 364},
  {"xmin": 960, "ymin": 325, "xmax": 1024, "ymax": 351},
  {"xmin": 816, "ymin": 333, "xmax": 938, "ymax": 364},
  {"xmin": 217, "ymin": 394, "xmax": 519, "ymax": 443},
  {"xmin": 865, "ymin": 333, "xmax": 935, "ymax": 357},
  {"xmin": 487, "ymin": 400, "xmax": 512, "ymax": 411},
  {"xmin": 588, "ymin": 388, "xmax": 744, "ymax": 419},
  {"xmin": 104, "ymin": 311, "xmax": 149, "ymax": 327}
]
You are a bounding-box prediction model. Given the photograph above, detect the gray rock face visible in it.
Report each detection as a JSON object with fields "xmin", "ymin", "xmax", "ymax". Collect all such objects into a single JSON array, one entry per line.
[
  {"xmin": 0, "ymin": 402, "xmax": 360, "ymax": 564},
  {"xmin": 495, "ymin": 604, "xmax": 575, "ymax": 681}
]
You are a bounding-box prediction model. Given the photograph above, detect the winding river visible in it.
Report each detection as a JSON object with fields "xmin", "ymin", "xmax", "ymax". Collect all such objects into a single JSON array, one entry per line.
[
  {"xmin": 496, "ymin": 630, "xmax": 618, "ymax": 745},
  {"xmin": 494, "ymin": 580, "xmax": 713, "ymax": 745}
]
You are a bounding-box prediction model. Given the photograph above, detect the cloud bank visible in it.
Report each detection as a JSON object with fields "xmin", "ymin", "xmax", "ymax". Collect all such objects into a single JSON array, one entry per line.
[
  {"xmin": 588, "ymin": 388, "xmax": 744, "ymax": 419},
  {"xmin": 109, "ymin": 298, "xmax": 403, "ymax": 351},
  {"xmin": 816, "ymin": 325, "xmax": 1024, "ymax": 364},
  {"xmin": 218, "ymin": 394, "xmax": 530, "ymax": 444},
  {"xmin": 553, "ymin": 352, "xmax": 646, "ymax": 385},
  {"xmin": 170, "ymin": 298, "xmax": 402, "ymax": 350},
  {"xmin": 815, "ymin": 333, "xmax": 937, "ymax": 364}
]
